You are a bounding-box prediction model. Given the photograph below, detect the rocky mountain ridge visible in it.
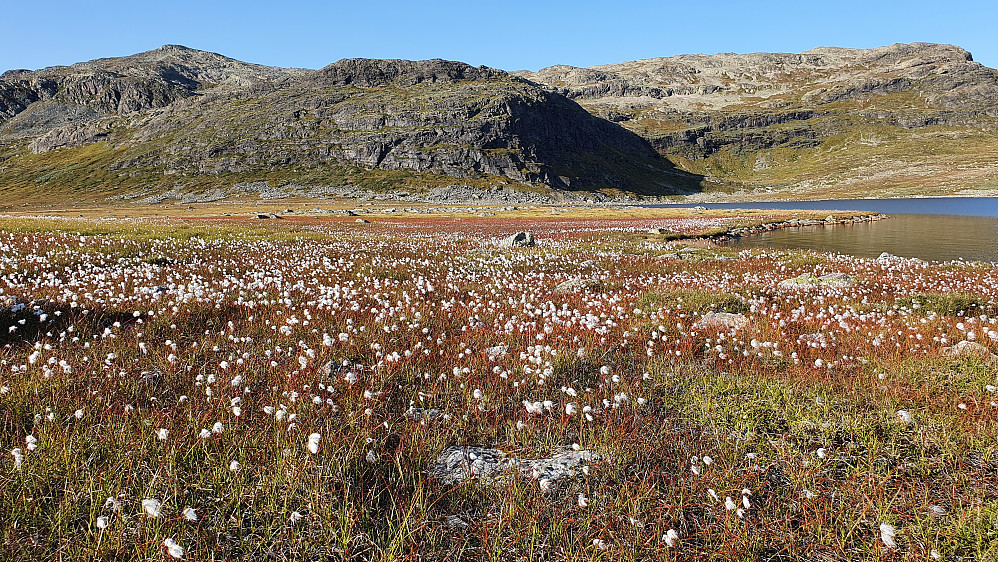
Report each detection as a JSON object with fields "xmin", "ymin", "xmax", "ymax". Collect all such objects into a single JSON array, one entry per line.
[
  {"xmin": 2, "ymin": 43, "xmax": 997, "ymax": 204},
  {"xmin": 515, "ymin": 43, "xmax": 998, "ymax": 197},
  {"xmin": 0, "ymin": 46, "xmax": 691, "ymax": 203}
]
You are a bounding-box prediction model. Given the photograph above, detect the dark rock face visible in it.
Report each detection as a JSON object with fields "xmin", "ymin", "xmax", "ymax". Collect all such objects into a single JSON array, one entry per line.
[{"xmin": 0, "ymin": 47, "xmax": 692, "ymax": 195}]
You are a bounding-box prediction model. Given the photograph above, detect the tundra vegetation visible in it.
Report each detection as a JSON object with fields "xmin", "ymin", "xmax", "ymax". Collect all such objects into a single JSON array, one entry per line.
[{"xmin": 1, "ymin": 212, "xmax": 997, "ymax": 560}]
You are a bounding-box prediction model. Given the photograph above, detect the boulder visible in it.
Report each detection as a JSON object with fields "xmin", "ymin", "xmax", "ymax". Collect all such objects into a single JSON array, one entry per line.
[
  {"xmin": 429, "ymin": 446, "xmax": 598, "ymax": 487},
  {"xmin": 429, "ymin": 446, "xmax": 515, "ymax": 485},
  {"xmin": 942, "ymin": 340, "xmax": 998, "ymax": 361},
  {"xmin": 553, "ymin": 278, "xmax": 601, "ymax": 294},
  {"xmin": 503, "ymin": 232, "xmax": 535, "ymax": 247},
  {"xmin": 696, "ymin": 312, "xmax": 749, "ymax": 331}
]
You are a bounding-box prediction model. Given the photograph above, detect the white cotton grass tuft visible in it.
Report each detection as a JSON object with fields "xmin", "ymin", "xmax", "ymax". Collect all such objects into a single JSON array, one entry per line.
[
  {"xmin": 897, "ymin": 410, "xmax": 913, "ymax": 424},
  {"xmin": 879, "ymin": 522, "xmax": 897, "ymax": 548},
  {"xmin": 229, "ymin": 460, "xmax": 240, "ymax": 472},
  {"xmin": 96, "ymin": 515, "xmax": 109, "ymax": 529},
  {"xmin": 164, "ymin": 537, "xmax": 185, "ymax": 558},
  {"xmin": 11, "ymin": 448, "xmax": 24, "ymax": 469},
  {"xmin": 577, "ymin": 493, "xmax": 588, "ymax": 507},
  {"xmin": 25, "ymin": 435, "xmax": 38, "ymax": 451},
  {"xmin": 182, "ymin": 507, "xmax": 197, "ymax": 522},
  {"xmin": 725, "ymin": 497, "xmax": 737, "ymax": 511},
  {"xmin": 664, "ymin": 528, "xmax": 679, "ymax": 547},
  {"xmin": 142, "ymin": 498, "xmax": 163, "ymax": 518},
  {"xmin": 307, "ymin": 433, "xmax": 321, "ymax": 454},
  {"xmin": 156, "ymin": 428, "xmax": 169, "ymax": 441},
  {"xmin": 290, "ymin": 511, "xmax": 304, "ymax": 524}
]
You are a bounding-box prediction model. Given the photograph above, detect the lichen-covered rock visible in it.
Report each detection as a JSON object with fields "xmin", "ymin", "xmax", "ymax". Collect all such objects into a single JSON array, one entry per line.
[
  {"xmin": 429, "ymin": 446, "xmax": 515, "ymax": 485},
  {"xmin": 553, "ymin": 278, "xmax": 601, "ymax": 294},
  {"xmin": 696, "ymin": 312, "xmax": 749, "ymax": 331},
  {"xmin": 942, "ymin": 340, "xmax": 998, "ymax": 361},
  {"xmin": 429, "ymin": 446, "xmax": 599, "ymax": 487}
]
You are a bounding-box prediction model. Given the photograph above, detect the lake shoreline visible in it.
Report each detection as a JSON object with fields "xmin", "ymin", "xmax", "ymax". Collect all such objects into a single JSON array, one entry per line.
[{"xmin": 707, "ymin": 213, "xmax": 888, "ymax": 244}]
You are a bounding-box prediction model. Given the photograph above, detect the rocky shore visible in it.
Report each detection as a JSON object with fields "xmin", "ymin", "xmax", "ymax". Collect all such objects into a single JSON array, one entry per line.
[{"xmin": 711, "ymin": 213, "xmax": 888, "ymax": 241}]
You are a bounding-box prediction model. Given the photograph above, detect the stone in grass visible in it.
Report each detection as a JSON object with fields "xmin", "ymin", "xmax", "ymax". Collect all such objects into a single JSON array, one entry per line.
[
  {"xmin": 405, "ymin": 407, "xmax": 444, "ymax": 421},
  {"xmin": 429, "ymin": 446, "xmax": 597, "ymax": 487},
  {"xmin": 696, "ymin": 312, "xmax": 749, "ymax": 331},
  {"xmin": 553, "ymin": 278, "xmax": 602, "ymax": 294},
  {"xmin": 484, "ymin": 344, "xmax": 509, "ymax": 359},
  {"xmin": 778, "ymin": 272, "xmax": 855, "ymax": 289},
  {"xmin": 429, "ymin": 447, "xmax": 515, "ymax": 485},
  {"xmin": 320, "ymin": 360, "xmax": 366, "ymax": 383},
  {"xmin": 503, "ymin": 232, "xmax": 535, "ymax": 247},
  {"xmin": 942, "ymin": 340, "xmax": 998, "ymax": 361},
  {"xmin": 2, "ymin": 295, "xmax": 27, "ymax": 310}
]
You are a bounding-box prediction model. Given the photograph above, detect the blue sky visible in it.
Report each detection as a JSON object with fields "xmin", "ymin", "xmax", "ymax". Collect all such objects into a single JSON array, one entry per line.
[{"xmin": 2, "ymin": 1, "xmax": 996, "ymax": 73}]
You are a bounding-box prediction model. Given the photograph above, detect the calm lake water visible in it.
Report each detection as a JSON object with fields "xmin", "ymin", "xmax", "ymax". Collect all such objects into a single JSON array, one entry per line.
[{"xmin": 649, "ymin": 197, "xmax": 998, "ymax": 263}]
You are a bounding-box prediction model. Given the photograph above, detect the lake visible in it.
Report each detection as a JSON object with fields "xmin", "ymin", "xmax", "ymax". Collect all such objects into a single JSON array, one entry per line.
[{"xmin": 649, "ymin": 197, "xmax": 998, "ymax": 263}]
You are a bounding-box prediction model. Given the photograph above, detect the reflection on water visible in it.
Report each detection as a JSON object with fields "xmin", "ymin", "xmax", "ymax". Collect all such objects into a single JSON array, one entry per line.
[
  {"xmin": 646, "ymin": 197, "xmax": 998, "ymax": 262},
  {"xmin": 726, "ymin": 214, "xmax": 998, "ymax": 263}
]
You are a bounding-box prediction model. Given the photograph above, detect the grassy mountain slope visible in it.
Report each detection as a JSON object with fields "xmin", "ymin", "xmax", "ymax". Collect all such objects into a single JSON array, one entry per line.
[{"xmin": 516, "ymin": 43, "xmax": 998, "ymax": 198}]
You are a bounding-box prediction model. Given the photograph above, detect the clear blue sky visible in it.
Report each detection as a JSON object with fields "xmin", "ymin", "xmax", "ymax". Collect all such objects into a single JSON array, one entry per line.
[{"xmin": 3, "ymin": 0, "xmax": 996, "ymax": 73}]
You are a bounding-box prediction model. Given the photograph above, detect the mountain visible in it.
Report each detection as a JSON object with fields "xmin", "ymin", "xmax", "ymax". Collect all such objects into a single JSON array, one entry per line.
[
  {"xmin": 2, "ymin": 43, "xmax": 997, "ymax": 205},
  {"xmin": 515, "ymin": 43, "xmax": 998, "ymax": 198},
  {"xmin": 0, "ymin": 46, "xmax": 693, "ymax": 205}
]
